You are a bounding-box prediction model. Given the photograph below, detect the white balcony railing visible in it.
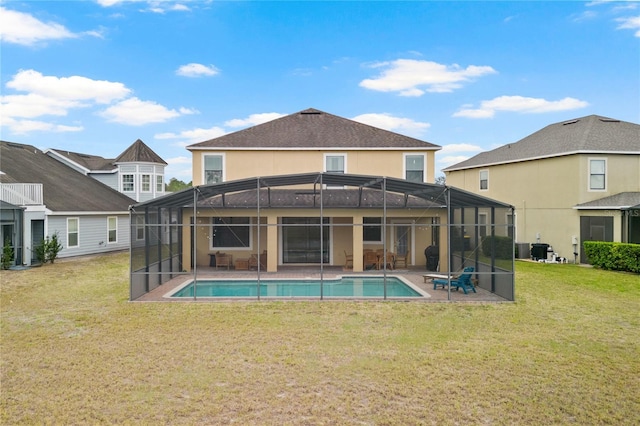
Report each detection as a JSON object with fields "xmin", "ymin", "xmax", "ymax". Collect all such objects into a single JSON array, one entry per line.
[{"xmin": 0, "ymin": 183, "xmax": 44, "ymax": 206}]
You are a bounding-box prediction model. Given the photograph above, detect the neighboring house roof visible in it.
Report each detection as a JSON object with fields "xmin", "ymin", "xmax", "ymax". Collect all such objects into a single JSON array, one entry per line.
[
  {"xmin": 444, "ymin": 115, "xmax": 640, "ymax": 171},
  {"xmin": 47, "ymin": 149, "xmax": 116, "ymax": 172},
  {"xmin": 188, "ymin": 108, "xmax": 441, "ymax": 150},
  {"xmin": 0, "ymin": 141, "xmax": 134, "ymax": 212},
  {"xmin": 574, "ymin": 192, "xmax": 640, "ymax": 210},
  {"xmin": 114, "ymin": 139, "xmax": 168, "ymax": 164}
]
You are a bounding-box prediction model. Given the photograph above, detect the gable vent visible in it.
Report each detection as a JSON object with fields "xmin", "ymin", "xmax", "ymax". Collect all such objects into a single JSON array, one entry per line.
[
  {"xmin": 599, "ymin": 118, "xmax": 620, "ymax": 123},
  {"xmin": 562, "ymin": 119, "xmax": 579, "ymax": 125}
]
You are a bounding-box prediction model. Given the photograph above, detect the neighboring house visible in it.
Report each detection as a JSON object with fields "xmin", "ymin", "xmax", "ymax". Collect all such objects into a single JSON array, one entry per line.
[
  {"xmin": 0, "ymin": 141, "xmax": 134, "ymax": 265},
  {"xmin": 45, "ymin": 139, "xmax": 167, "ymax": 202},
  {"xmin": 443, "ymin": 115, "xmax": 640, "ymax": 263},
  {"xmin": 129, "ymin": 108, "xmax": 516, "ymax": 301}
]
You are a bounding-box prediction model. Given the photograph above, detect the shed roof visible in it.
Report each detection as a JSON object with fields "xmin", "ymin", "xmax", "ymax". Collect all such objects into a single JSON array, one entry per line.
[
  {"xmin": 1, "ymin": 141, "xmax": 134, "ymax": 212},
  {"xmin": 188, "ymin": 108, "xmax": 441, "ymax": 151},
  {"xmin": 574, "ymin": 192, "xmax": 640, "ymax": 210},
  {"xmin": 132, "ymin": 172, "xmax": 512, "ymax": 210},
  {"xmin": 444, "ymin": 115, "xmax": 640, "ymax": 171}
]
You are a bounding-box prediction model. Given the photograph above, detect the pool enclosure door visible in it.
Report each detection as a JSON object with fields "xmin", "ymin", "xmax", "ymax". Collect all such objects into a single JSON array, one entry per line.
[{"xmin": 281, "ymin": 218, "xmax": 330, "ymax": 264}]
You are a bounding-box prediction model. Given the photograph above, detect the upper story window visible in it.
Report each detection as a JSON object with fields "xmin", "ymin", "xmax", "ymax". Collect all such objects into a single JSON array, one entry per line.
[
  {"xmin": 325, "ymin": 154, "xmax": 346, "ymax": 174},
  {"xmin": 141, "ymin": 174, "xmax": 151, "ymax": 192},
  {"xmin": 589, "ymin": 158, "xmax": 606, "ymax": 191},
  {"xmin": 404, "ymin": 154, "xmax": 425, "ymax": 183},
  {"xmin": 122, "ymin": 174, "xmax": 134, "ymax": 192},
  {"xmin": 204, "ymin": 155, "xmax": 224, "ymax": 184},
  {"xmin": 479, "ymin": 170, "xmax": 489, "ymax": 190},
  {"xmin": 156, "ymin": 175, "xmax": 164, "ymax": 193}
]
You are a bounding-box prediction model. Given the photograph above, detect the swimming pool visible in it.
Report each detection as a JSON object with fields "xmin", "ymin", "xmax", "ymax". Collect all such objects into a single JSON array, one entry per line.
[{"xmin": 166, "ymin": 276, "xmax": 428, "ymax": 299}]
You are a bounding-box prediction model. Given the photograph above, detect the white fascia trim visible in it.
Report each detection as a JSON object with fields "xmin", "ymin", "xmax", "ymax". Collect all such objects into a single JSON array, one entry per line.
[
  {"xmin": 44, "ymin": 149, "xmax": 91, "ymax": 174},
  {"xmin": 444, "ymin": 150, "xmax": 640, "ymax": 172},
  {"xmin": 48, "ymin": 211, "xmax": 130, "ymax": 216},
  {"xmin": 88, "ymin": 169, "xmax": 118, "ymax": 174},
  {"xmin": 188, "ymin": 146, "xmax": 440, "ymax": 152}
]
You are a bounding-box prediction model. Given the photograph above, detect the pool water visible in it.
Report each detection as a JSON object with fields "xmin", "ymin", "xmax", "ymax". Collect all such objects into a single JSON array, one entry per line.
[{"xmin": 168, "ymin": 276, "xmax": 424, "ymax": 298}]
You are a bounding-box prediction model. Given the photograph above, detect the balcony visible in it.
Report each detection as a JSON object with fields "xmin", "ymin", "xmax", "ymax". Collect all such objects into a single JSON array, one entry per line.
[{"xmin": 0, "ymin": 183, "xmax": 44, "ymax": 206}]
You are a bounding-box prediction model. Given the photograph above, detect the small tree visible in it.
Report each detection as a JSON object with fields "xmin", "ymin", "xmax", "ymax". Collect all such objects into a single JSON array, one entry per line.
[
  {"xmin": 1, "ymin": 238, "xmax": 14, "ymax": 270},
  {"xmin": 47, "ymin": 233, "xmax": 63, "ymax": 263}
]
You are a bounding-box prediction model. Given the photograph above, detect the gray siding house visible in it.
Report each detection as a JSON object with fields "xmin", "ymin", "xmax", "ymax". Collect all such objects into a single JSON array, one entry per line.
[
  {"xmin": 1, "ymin": 141, "xmax": 134, "ymax": 265},
  {"xmin": 45, "ymin": 139, "xmax": 167, "ymax": 202}
]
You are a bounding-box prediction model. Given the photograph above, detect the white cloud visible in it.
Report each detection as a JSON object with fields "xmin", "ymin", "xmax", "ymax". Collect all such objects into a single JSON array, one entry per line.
[
  {"xmin": 436, "ymin": 155, "xmax": 473, "ymax": 171},
  {"xmin": 155, "ymin": 126, "xmax": 227, "ymax": 146},
  {"xmin": 224, "ymin": 112, "xmax": 286, "ymax": 128},
  {"xmin": 360, "ymin": 59, "xmax": 497, "ymax": 96},
  {"xmin": 7, "ymin": 69, "xmax": 131, "ymax": 104},
  {"xmin": 176, "ymin": 63, "xmax": 219, "ymax": 77},
  {"xmin": 164, "ymin": 156, "xmax": 193, "ymax": 180},
  {"xmin": 453, "ymin": 95, "xmax": 589, "ymax": 118},
  {"xmin": 438, "ymin": 143, "xmax": 483, "ymax": 154},
  {"xmin": 351, "ymin": 113, "xmax": 431, "ymax": 137},
  {"xmin": 100, "ymin": 97, "xmax": 182, "ymax": 125},
  {"xmin": 1, "ymin": 93, "xmax": 83, "ymax": 118},
  {"xmin": 97, "ymin": 0, "xmax": 193, "ymax": 13},
  {"xmin": 616, "ymin": 15, "xmax": 640, "ymax": 37},
  {"xmin": 1, "ymin": 116, "xmax": 83, "ymax": 135},
  {"xmin": 0, "ymin": 7, "xmax": 77, "ymax": 46}
]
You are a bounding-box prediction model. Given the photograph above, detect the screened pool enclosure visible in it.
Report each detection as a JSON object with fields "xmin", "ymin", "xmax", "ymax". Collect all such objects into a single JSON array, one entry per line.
[{"xmin": 130, "ymin": 173, "xmax": 515, "ymax": 301}]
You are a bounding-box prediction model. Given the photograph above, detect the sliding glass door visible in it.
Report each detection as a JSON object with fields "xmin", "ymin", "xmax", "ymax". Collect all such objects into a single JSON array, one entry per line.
[{"xmin": 282, "ymin": 218, "xmax": 330, "ymax": 264}]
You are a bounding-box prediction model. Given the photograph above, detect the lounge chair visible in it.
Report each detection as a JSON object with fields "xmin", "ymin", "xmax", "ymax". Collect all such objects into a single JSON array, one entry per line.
[{"xmin": 432, "ymin": 267, "xmax": 476, "ymax": 294}]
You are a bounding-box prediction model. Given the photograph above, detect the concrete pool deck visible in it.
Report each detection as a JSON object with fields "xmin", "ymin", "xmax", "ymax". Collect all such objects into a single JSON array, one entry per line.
[{"xmin": 134, "ymin": 266, "xmax": 510, "ymax": 303}]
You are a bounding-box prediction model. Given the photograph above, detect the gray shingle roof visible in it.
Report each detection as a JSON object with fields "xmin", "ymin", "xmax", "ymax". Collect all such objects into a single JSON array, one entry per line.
[
  {"xmin": 114, "ymin": 139, "xmax": 167, "ymax": 164},
  {"xmin": 1, "ymin": 141, "xmax": 133, "ymax": 212},
  {"xmin": 444, "ymin": 115, "xmax": 640, "ymax": 171},
  {"xmin": 188, "ymin": 108, "xmax": 440, "ymax": 150},
  {"xmin": 48, "ymin": 149, "xmax": 115, "ymax": 171},
  {"xmin": 574, "ymin": 192, "xmax": 640, "ymax": 210}
]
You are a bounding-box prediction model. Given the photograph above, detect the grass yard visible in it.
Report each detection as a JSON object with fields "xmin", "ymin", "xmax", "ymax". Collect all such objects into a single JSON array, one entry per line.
[{"xmin": 1, "ymin": 252, "xmax": 638, "ymax": 425}]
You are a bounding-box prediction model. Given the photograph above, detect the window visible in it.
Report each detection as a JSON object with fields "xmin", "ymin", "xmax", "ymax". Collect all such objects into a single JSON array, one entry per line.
[
  {"xmin": 67, "ymin": 218, "xmax": 79, "ymax": 248},
  {"xmin": 204, "ymin": 155, "xmax": 224, "ymax": 184},
  {"xmin": 212, "ymin": 217, "xmax": 250, "ymax": 249},
  {"xmin": 141, "ymin": 175, "xmax": 151, "ymax": 192},
  {"xmin": 325, "ymin": 154, "xmax": 345, "ymax": 174},
  {"xmin": 405, "ymin": 154, "xmax": 425, "ymax": 182},
  {"xmin": 122, "ymin": 174, "xmax": 134, "ymax": 192},
  {"xmin": 479, "ymin": 170, "xmax": 489, "ymax": 190},
  {"xmin": 107, "ymin": 217, "xmax": 117, "ymax": 243},
  {"xmin": 479, "ymin": 213, "xmax": 487, "ymax": 239},
  {"xmin": 156, "ymin": 175, "xmax": 164, "ymax": 192},
  {"xmin": 135, "ymin": 215, "xmax": 145, "ymax": 241},
  {"xmin": 589, "ymin": 159, "xmax": 606, "ymax": 190},
  {"xmin": 363, "ymin": 217, "xmax": 382, "ymax": 242}
]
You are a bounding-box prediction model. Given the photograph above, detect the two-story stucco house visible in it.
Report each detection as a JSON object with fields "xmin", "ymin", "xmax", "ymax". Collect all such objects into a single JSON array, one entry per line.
[
  {"xmin": 1, "ymin": 141, "xmax": 134, "ymax": 266},
  {"xmin": 444, "ymin": 115, "xmax": 640, "ymax": 263},
  {"xmin": 45, "ymin": 139, "xmax": 167, "ymax": 202},
  {"xmin": 129, "ymin": 108, "xmax": 515, "ymax": 301}
]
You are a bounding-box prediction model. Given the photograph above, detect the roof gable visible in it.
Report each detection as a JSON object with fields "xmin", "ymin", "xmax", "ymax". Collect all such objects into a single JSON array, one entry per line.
[
  {"xmin": 115, "ymin": 139, "xmax": 167, "ymax": 164},
  {"xmin": 48, "ymin": 149, "xmax": 115, "ymax": 172},
  {"xmin": 1, "ymin": 141, "xmax": 133, "ymax": 212},
  {"xmin": 188, "ymin": 108, "xmax": 440, "ymax": 150},
  {"xmin": 445, "ymin": 115, "xmax": 640, "ymax": 171}
]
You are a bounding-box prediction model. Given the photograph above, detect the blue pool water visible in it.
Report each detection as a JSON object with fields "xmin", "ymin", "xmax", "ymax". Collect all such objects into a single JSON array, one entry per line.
[{"xmin": 169, "ymin": 276, "xmax": 424, "ymax": 298}]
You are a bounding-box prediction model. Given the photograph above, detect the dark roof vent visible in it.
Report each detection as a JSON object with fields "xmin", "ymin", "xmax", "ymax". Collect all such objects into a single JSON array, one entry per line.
[
  {"xmin": 562, "ymin": 119, "xmax": 579, "ymax": 126},
  {"xmin": 599, "ymin": 118, "xmax": 620, "ymax": 123},
  {"xmin": 300, "ymin": 108, "xmax": 322, "ymax": 115}
]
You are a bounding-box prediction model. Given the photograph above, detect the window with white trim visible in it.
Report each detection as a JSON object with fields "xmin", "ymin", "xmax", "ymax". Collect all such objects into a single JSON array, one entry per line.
[
  {"xmin": 204, "ymin": 155, "xmax": 224, "ymax": 184},
  {"xmin": 589, "ymin": 159, "xmax": 606, "ymax": 190},
  {"xmin": 156, "ymin": 175, "xmax": 164, "ymax": 192},
  {"xmin": 67, "ymin": 218, "xmax": 79, "ymax": 248},
  {"xmin": 211, "ymin": 217, "xmax": 251, "ymax": 249},
  {"xmin": 405, "ymin": 154, "xmax": 425, "ymax": 183},
  {"xmin": 135, "ymin": 215, "xmax": 145, "ymax": 241},
  {"xmin": 479, "ymin": 170, "xmax": 489, "ymax": 190},
  {"xmin": 325, "ymin": 154, "xmax": 345, "ymax": 174},
  {"xmin": 107, "ymin": 216, "xmax": 117, "ymax": 243},
  {"xmin": 122, "ymin": 174, "xmax": 134, "ymax": 192},
  {"xmin": 141, "ymin": 174, "xmax": 151, "ymax": 192},
  {"xmin": 479, "ymin": 213, "xmax": 487, "ymax": 239}
]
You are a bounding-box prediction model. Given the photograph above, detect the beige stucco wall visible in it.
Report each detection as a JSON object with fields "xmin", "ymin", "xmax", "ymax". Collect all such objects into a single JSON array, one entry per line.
[
  {"xmin": 445, "ymin": 153, "xmax": 638, "ymax": 260},
  {"xmin": 190, "ymin": 149, "xmax": 437, "ymax": 185}
]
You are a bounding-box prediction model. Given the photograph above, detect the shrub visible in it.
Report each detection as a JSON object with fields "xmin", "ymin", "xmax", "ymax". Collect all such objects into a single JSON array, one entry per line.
[
  {"xmin": 34, "ymin": 233, "xmax": 64, "ymax": 265},
  {"xmin": 583, "ymin": 241, "xmax": 640, "ymax": 273},
  {"xmin": 481, "ymin": 236, "xmax": 513, "ymax": 260},
  {"xmin": 1, "ymin": 238, "xmax": 14, "ymax": 270}
]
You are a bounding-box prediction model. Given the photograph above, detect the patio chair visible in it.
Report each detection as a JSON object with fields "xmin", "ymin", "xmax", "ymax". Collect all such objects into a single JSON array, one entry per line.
[
  {"xmin": 215, "ymin": 253, "xmax": 232, "ymax": 270},
  {"xmin": 344, "ymin": 250, "xmax": 354, "ymax": 269},
  {"xmin": 395, "ymin": 250, "xmax": 409, "ymax": 269},
  {"xmin": 364, "ymin": 251, "xmax": 378, "ymax": 270},
  {"xmin": 249, "ymin": 250, "xmax": 267, "ymax": 270},
  {"xmin": 432, "ymin": 267, "xmax": 476, "ymax": 294},
  {"xmin": 380, "ymin": 251, "xmax": 395, "ymax": 270}
]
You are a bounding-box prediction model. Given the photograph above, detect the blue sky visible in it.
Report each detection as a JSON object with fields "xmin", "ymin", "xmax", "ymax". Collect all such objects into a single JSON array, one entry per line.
[{"xmin": 1, "ymin": 1, "xmax": 639, "ymax": 180}]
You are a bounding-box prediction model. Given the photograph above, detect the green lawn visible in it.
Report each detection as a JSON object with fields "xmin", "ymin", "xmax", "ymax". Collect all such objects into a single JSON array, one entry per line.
[{"xmin": 1, "ymin": 252, "xmax": 638, "ymax": 425}]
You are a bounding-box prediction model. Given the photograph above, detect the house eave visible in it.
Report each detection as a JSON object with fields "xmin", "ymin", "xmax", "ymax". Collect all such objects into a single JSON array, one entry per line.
[
  {"xmin": 187, "ymin": 146, "xmax": 441, "ymax": 152},
  {"xmin": 47, "ymin": 211, "xmax": 130, "ymax": 216}
]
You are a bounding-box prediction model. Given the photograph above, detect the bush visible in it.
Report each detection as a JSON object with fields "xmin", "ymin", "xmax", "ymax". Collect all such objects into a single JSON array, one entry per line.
[
  {"xmin": 1, "ymin": 238, "xmax": 14, "ymax": 270},
  {"xmin": 34, "ymin": 233, "xmax": 64, "ymax": 265},
  {"xmin": 481, "ymin": 236, "xmax": 513, "ymax": 260},
  {"xmin": 583, "ymin": 241, "xmax": 640, "ymax": 273}
]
